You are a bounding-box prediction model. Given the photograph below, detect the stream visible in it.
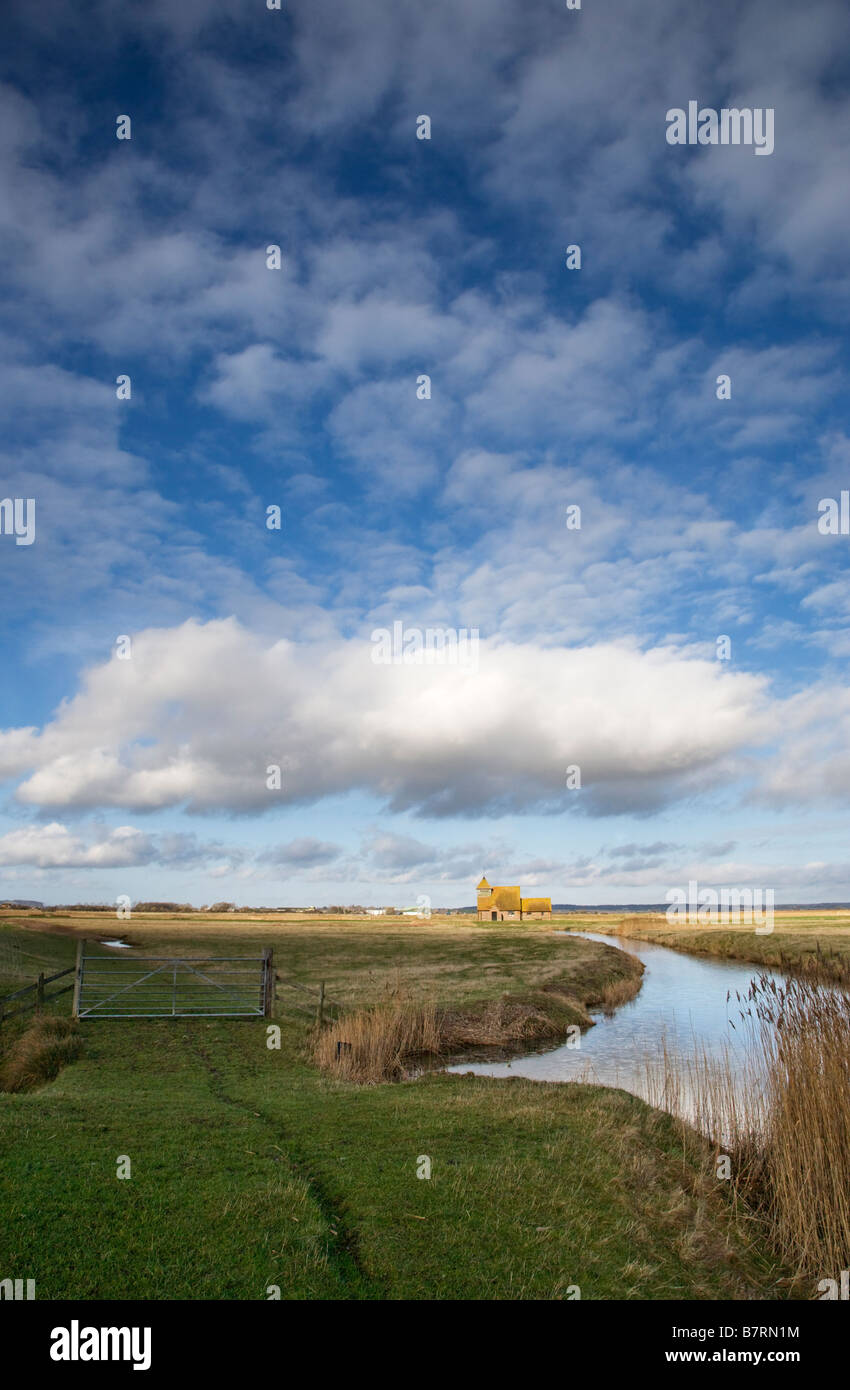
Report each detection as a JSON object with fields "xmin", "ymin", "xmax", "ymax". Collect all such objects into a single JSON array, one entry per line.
[{"xmin": 446, "ymin": 929, "xmax": 784, "ymax": 1113}]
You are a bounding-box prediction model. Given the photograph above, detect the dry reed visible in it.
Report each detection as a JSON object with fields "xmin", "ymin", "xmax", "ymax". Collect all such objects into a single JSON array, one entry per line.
[
  {"xmin": 643, "ymin": 974, "xmax": 850, "ymax": 1283},
  {"xmin": 595, "ymin": 974, "xmax": 643, "ymax": 1015},
  {"xmin": 314, "ymin": 990, "xmax": 442, "ymax": 1082},
  {"xmin": 314, "ymin": 985, "xmax": 576, "ymax": 1083}
]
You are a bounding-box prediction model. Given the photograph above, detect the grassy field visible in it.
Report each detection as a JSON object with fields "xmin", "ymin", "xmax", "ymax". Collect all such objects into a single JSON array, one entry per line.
[
  {"xmin": 610, "ymin": 910, "xmax": 850, "ymax": 982},
  {"xmin": 0, "ymin": 911, "xmax": 789, "ymax": 1300}
]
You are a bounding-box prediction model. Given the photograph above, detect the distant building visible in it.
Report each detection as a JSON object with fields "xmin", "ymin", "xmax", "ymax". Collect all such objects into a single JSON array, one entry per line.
[{"xmin": 476, "ymin": 875, "xmax": 552, "ymax": 921}]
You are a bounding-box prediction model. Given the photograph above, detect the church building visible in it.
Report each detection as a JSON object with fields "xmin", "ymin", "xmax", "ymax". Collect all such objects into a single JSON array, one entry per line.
[{"xmin": 476, "ymin": 876, "xmax": 552, "ymax": 921}]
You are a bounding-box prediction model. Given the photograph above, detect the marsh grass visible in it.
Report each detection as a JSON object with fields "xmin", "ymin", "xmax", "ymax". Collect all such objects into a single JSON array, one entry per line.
[
  {"xmin": 314, "ymin": 989, "xmax": 442, "ymax": 1081},
  {"xmin": 753, "ymin": 975, "xmax": 850, "ymax": 1277},
  {"xmin": 595, "ymin": 974, "xmax": 643, "ymax": 1015},
  {"xmin": 313, "ymin": 979, "xmax": 612, "ymax": 1082},
  {"xmin": 644, "ymin": 974, "xmax": 850, "ymax": 1283},
  {"xmin": 0, "ymin": 1014, "xmax": 83, "ymax": 1093}
]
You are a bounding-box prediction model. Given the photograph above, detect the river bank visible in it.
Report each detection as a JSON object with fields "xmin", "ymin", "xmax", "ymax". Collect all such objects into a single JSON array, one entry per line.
[{"xmin": 605, "ymin": 910, "xmax": 850, "ymax": 984}]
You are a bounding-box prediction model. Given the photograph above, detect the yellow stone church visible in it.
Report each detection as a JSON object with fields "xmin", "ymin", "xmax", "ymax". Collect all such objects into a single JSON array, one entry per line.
[{"xmin": 476, "ymin": 875, "xmax": 552, "ymax": 921}]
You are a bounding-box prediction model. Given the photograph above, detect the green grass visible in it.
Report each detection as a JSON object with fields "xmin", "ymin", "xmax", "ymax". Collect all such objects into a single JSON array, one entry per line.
[{"xmin": 0, "ymin": 913, "xmax": 786, "ymax": 1300}]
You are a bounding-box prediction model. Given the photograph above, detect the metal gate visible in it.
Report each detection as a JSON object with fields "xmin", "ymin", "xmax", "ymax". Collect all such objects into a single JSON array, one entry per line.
[{"xmin": 73, "ymin": 942, "xmax": 274, "ymax": 1019}]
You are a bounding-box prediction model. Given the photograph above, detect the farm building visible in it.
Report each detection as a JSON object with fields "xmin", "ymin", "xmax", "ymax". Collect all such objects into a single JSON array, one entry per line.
[{"xmin": 476, "ymin": 876, "xmax": 552, "ymax": 921}]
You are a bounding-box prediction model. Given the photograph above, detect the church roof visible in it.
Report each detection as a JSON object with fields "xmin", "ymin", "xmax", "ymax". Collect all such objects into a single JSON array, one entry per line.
[
  {"xmin": 521, "ymin": 898, "xmax": 552, "ymax": 913},
  {"xmin": 489, "ymin": 886, "xmax": 522, "ymax": 911},
  {"xmin": 476, "ymin": 875, "xmax": 491, "ymax": 891}
]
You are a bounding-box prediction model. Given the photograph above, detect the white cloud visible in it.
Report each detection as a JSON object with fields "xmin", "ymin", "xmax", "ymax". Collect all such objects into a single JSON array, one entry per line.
[
  {"xmin": 0, "ymin": 822, "xmax": 241, "ymax": 870},
  {"xmin": 0, "ymin": 616, "xmax": 776, "ymax": 818},
  {"xmin": 0, "ymin": 823, "xmax": 153, "ymax": 869}
]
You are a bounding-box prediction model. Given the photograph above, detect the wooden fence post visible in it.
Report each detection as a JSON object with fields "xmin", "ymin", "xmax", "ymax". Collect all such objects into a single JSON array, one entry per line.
[
  {"xmin": 262, "ymin": 948, "xmax": 274, "ymax": 1017},
  {"xmin": 71, "ymin": 939, "xmax": 85, "ymax": 1020},
  {"xmin": 36, "ymin": 972, "xmax": 44, "ymax": 1014},
  {"xmin": 316, "ymin": 981, "xmax": 325, "ymax": 1028}
]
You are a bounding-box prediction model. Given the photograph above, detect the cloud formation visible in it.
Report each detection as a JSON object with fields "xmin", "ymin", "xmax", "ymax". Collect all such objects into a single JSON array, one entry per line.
[{"xmin": 0, "ymin": 616, "xmax": 777, "ymax": 818}]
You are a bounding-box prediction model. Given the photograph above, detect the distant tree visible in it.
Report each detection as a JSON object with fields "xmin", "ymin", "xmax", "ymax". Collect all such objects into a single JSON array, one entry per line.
[{"xmin": 135, "ymin": 902, "xmax": 194, "ymax": 913}]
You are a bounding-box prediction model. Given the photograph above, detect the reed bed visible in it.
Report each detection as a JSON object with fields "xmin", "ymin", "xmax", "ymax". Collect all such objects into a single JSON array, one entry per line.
[
  {"xmin": 643, "ymin": 974, "xmax": 850, "ymax": 1284},
  {"xmin": 314, "ymin": 993, "xmax": 443, "ymax": 1082},
  {"xmin": 314, "ymin": 985, "xmax": 575, "ymax": 1083}
]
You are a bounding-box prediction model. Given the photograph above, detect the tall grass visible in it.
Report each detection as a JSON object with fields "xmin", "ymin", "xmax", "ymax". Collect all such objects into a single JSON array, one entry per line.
[
  {"xmin": 755, "ymin": 975, "xmax": 850, "ymax": 1276},
  {"xmin": 314, "ymin": 991, "xmax": 442, "ymax": 1082},
  {"xmin": 0, "ymin": 1014, "xmax": 83, "ymax": 1093},
  {"xmin": 596, "ymin": 974, "xmax": 642, "ymax": 1015},
  {"xmin": 314, "ymin": 985, "xmax": 578, "ymax": 1083},
  {"xmin": 644, "ymin": 975, "xmax": 850, "ymax": 1283}
]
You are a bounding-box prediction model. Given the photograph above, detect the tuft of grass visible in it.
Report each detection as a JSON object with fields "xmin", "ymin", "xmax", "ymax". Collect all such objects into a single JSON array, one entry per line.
[
  {"xmin": 315, "ymin": 986, "xmax": 586, "ymax": 1084},
  {"xmin": 593, "ymin": 973, "xmax": 644, "ymax": 1015},
  {"xmin": 314, "ymin": 989, "xmax": 442, "ymax": 1082},
  {"xmin": 0, "ymin": 1015, "xmax": 83, "ymax": 1093}
]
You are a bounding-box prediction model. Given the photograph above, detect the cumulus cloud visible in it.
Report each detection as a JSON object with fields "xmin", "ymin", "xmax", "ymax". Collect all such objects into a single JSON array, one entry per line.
[
  {"xmin": 0, "ymin": 823, "xmax": 153, "ymax": 869},
  {"xmin": 0, "ymin": 616, "xmax": 779, "ymax": 818},
  {"xmin": 0, "ymin": 822, "xmax": 247, "ymax": 870}
]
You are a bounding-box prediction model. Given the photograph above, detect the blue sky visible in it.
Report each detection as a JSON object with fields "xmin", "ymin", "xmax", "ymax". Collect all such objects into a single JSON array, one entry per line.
[{"xmin": 1, "ymin": 0, "xmax": 849, "ymax": 906}]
